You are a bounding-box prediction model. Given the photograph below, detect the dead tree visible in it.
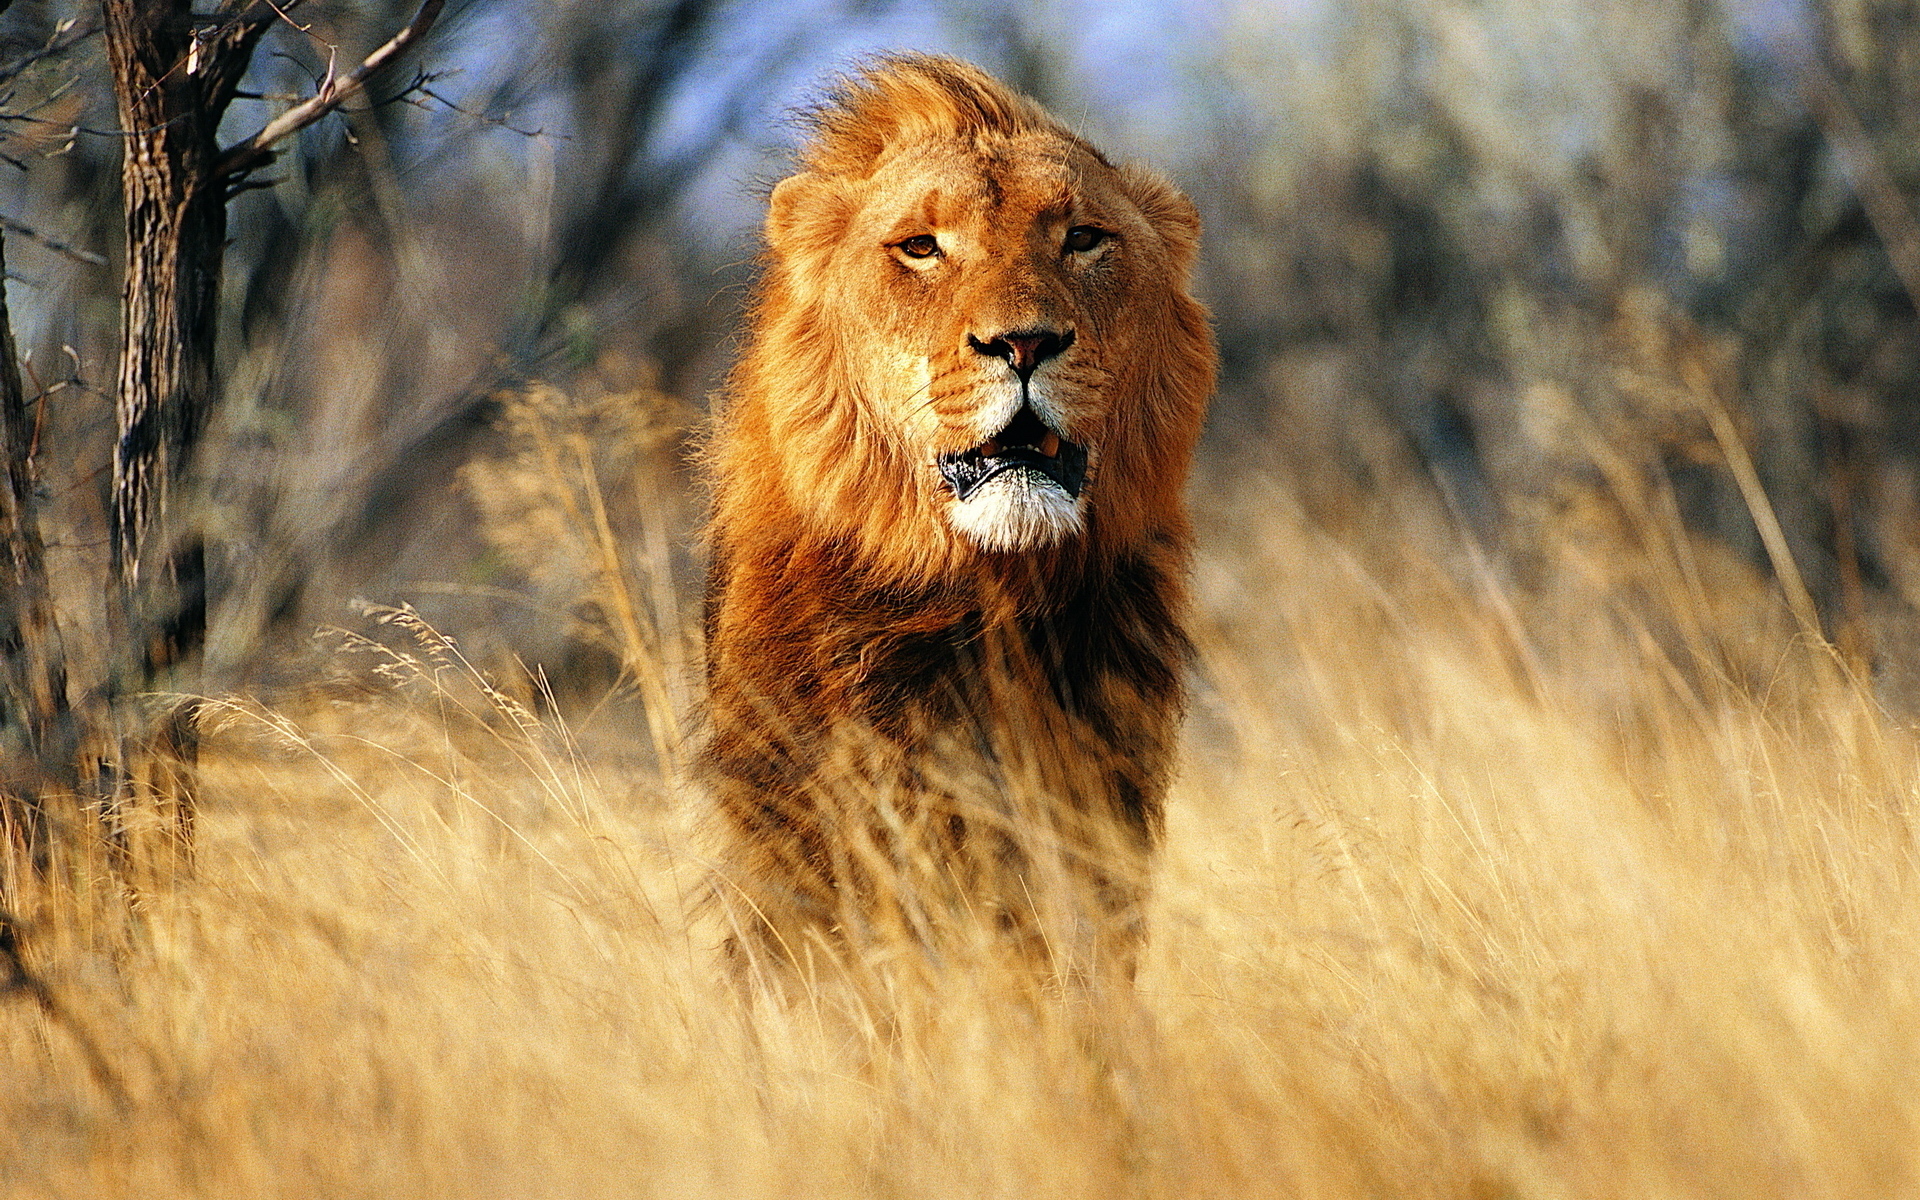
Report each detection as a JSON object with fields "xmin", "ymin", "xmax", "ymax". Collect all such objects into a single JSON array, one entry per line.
[
  {"xmin": 0, "ymin": 14, "xmax": 106, "ymax": 892},
  {"xmin": 96, "ymin": 0, "xmax": 443, "ymax": 847},
  {"xmin": 0, "ymin": 225, "xmax": 78, "ymax": 884}
]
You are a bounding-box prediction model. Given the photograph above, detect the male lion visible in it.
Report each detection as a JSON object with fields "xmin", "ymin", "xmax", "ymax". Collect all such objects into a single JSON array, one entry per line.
[{"xmin": 701, "ymin": 54, "xmax": 1214, "ymax": 985}]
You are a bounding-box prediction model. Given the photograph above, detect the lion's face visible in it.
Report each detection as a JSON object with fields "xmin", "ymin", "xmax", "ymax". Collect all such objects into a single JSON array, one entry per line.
[
  {"xmin": 720, "ymin": 57, "xmax": 1213, "ymax": 584},
  {"xmin": 760, "ymin": 123, "xmax": 1209, "ymax": 562},
  {"xmin": 833, "ymin": 135, "xmax": 1135, "ymax": 552}
]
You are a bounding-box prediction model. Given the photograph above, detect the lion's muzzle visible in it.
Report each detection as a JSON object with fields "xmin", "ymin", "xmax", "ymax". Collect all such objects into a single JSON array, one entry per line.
[{"xmin": 937, "ymin": 404, "xmax": 1089, "ymax": 501}]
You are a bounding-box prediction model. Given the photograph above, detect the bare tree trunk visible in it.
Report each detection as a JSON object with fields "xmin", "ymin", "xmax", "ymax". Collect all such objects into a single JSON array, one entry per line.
[
  {"xmin": 99, "ymin": 2, "xmax": 270, "ymax": 842},
  {"xmin": 0, "ymin": 227, "xmax": 78, "ymax": 887},
  {"xmin": 103, "ymin": 1, "xmax": 266, "ymax": 665},
  {"xmin": 95, "ymin": 0, "xmax": 440, "ymax": 861},
  {"xmin": 8, "ymin": 3, "xmax": 446, "ymax": 888}
]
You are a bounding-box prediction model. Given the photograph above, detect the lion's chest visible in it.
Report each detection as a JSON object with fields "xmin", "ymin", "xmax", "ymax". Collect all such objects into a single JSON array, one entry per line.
[{"xmin": 705, "ymin": 543, "xmax": 1185, "ymax": 796}]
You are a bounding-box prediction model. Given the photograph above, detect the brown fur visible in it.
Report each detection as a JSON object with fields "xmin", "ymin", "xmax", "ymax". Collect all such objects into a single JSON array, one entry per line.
[{"xmin": 701, "ymin": 54, "xmax": 1214, "ymax": 981}]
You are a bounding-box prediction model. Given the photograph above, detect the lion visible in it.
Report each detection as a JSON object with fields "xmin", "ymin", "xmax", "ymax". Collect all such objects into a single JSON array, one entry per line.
[{"xmin": 700, "ymin": 53, "xmax": 1214, "ymax": 987}]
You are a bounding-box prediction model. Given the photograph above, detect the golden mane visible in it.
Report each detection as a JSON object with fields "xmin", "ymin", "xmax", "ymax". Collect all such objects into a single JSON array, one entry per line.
[{"xmin": 794, "ymin": 54, "xmax": 1101, "ymax": 178}]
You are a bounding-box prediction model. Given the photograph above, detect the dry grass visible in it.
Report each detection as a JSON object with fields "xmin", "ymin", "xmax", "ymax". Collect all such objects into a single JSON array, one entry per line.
[
  {"xmin": 8, "ymin": 436, "xmax": 1920, "ymax": 1198},
  {"xmin": 7, "ymin": 0, "xmax": 1918, "ymax": 1191}
]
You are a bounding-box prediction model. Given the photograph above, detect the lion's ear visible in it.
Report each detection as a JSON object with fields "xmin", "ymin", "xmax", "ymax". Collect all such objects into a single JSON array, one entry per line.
[
  {"xmin": 766, "ymin": 172, "xmax": 857, "ymax": 268},
  {"xmin": 1119, "ymin": 164, "xmax": 1200, "ymax": 275}
]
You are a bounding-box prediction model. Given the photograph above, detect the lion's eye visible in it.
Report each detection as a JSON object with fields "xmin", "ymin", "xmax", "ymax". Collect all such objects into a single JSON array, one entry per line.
[
  {"xmin": 1064, "ymin": 225, "xmax": 1109, "ymax": 254},
  {"xmin": 897, "ymin": 234, "xmax": 942, "ymax": 260}
]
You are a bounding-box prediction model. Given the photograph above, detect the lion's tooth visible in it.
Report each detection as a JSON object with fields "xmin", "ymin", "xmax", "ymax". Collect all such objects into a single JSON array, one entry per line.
[
  {"xmin": 1039, "ymin": 431, "xmax": 1060, "ymax": 457},
  {"xmin": 980, "ymin": 438, "xmax": 1001, "ymax": 457}
]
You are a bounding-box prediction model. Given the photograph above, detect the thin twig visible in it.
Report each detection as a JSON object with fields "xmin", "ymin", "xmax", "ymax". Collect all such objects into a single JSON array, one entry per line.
[
  {"xmin": 8, "ymin": 110, "xmax": 194, "ymax": 139},
  {"xmin": 213, "ymin": 0, "xmax": 445, "ymax": 179},
  {"xmin": 400, "ymin": 77, "xmax": 559, "ymax": 141},
  {"xmin": 0, "ymin": 19, "xmax": 100, "ymax": 94},
  {"xmin": 258, "ymin": 0, "xmax": 314, "ymax": 36},
  {"xmin": 0, "ymin": 215, "xmax": 105, "ymax": 266},
  {"xmin": 416, "ymin": 90, "xmax": 553, "ymax": 140}
]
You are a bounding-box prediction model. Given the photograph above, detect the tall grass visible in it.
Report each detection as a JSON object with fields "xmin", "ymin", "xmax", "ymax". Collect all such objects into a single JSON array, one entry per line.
[
  {"xmin": 4, "ymin": 0, "xmax": 1916, "ymax": 1188},
  {"xmin": 7, "ymin": 385, "xmax": 1920, "ymax": 1198}
]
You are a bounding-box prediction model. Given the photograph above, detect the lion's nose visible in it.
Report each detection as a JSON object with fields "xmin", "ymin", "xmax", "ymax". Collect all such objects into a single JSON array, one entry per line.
[{"xmin": 968, "ymin": 328, "xmax": 1075, "ymax": 382}]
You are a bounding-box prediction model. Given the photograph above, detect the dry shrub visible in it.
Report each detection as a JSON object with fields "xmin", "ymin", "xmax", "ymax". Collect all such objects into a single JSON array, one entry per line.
[{"xmin": 456, "ymin": 376, "xmax": 700, "ymax": 765}]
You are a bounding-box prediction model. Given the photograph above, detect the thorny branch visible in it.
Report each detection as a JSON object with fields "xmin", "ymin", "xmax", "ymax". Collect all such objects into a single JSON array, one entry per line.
[{"xmin": 213, "ymin": 0, "xmax": 445, "ymax": 180}]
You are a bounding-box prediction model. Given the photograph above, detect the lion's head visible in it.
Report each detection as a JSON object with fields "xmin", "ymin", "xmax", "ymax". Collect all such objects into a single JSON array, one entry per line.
[{"xmin": 714, "ymin": 54, "xmax": 1214, "ymax": 585}]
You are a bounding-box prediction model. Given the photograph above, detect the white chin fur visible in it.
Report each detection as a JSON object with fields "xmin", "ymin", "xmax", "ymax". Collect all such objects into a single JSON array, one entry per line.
[{"xmin": 945, "ymin": 468, "xmax": 1085, "ymax": 551}]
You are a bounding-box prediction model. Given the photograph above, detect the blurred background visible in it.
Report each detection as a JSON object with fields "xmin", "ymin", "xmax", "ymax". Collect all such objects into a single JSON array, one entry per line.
[{"xmin": 2, "ymin": 0, "xmax": 1917, "ymax": 722}]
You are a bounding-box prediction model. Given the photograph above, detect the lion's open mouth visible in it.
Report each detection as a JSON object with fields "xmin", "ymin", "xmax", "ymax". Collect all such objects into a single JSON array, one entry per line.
[{"xmin": 937, "ymin": 406, "xmax": 1088, "ymax": 502}]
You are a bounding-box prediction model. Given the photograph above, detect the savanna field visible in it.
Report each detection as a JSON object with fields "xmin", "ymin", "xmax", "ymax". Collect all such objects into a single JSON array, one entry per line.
[
  {"xmin": 10, "ymin": 426, "xmax": 1920, "ymax": 1198},
  {"xmin": 8, "ymin": 0, "xmax": 1920, "ymax": 1196}
]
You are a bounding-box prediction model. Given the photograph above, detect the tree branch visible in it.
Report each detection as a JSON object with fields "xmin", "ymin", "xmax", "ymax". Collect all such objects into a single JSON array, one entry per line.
[
  {"xmin": 0, "ymin": 17, "xmax": 99, "ymax": 94},
  {"xmin": 212, "ymin": 0, "xmax": 443, "ymax": 180},
  {"xmin": 0, "ymin": 216, "xmax": 105, "ymax": 267}
]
